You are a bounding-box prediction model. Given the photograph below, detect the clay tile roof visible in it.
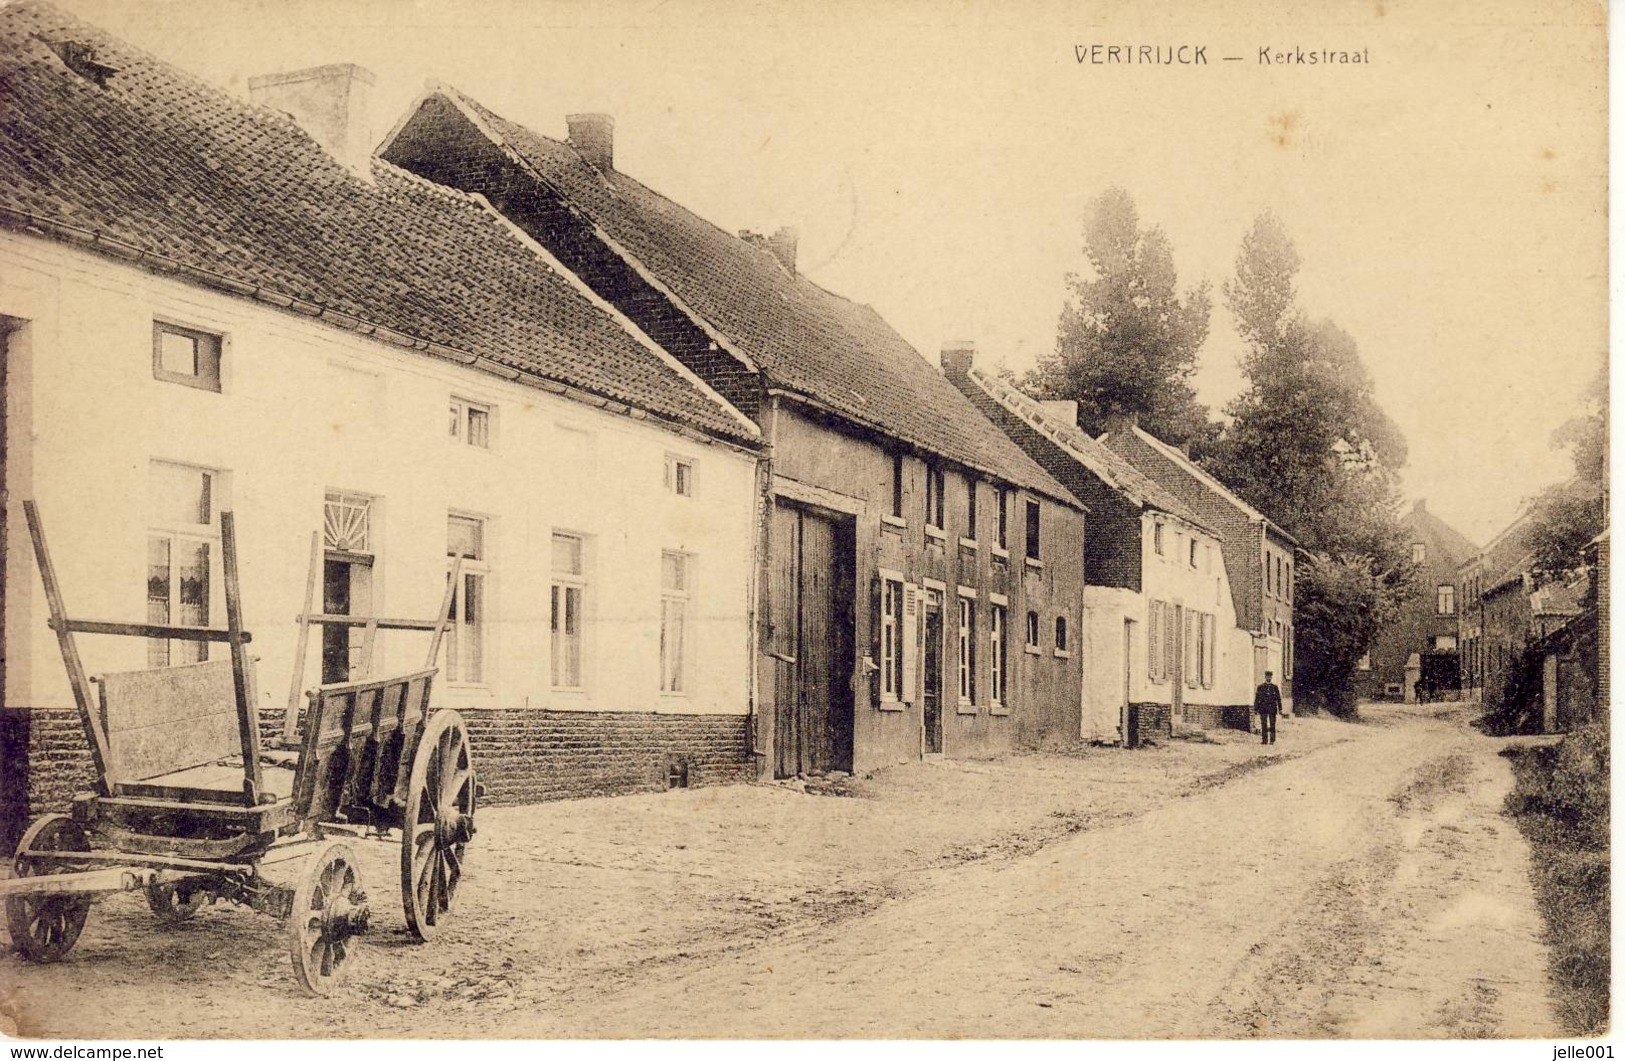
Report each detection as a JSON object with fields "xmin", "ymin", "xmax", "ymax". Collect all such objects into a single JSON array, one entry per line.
[
  {"xmin": 0, "ymin": 0, "xmax": 756, "ymax": 444},
  {"xmin": 432, "ymin": 88, "xmax": 1080, "ymax": 505}
]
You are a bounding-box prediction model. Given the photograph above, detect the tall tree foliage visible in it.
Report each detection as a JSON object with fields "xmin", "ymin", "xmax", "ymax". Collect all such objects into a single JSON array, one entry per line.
[
  {"xmin": 1210, "ymin": 213, "xmax": 1414, "ymax": 715},
  {"xmin": 1024, "ymin": 188, "xmax": 1216, "ymax": 449},
  {"xmin": 1527, "ymin": 363, "xmax": 1608, "ymax": 582}
]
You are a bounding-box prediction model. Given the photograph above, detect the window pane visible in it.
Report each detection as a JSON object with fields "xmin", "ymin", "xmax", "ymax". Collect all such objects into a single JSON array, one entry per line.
[
  {"xmin": 448, "ymin": 515, "xmax": 483, "ymax": 559},
  {"xmin": 147, "ymin": 537, "xmax": 171, "ymax": 668},
  {"xmin": 150, "ymin": 462, "xmax": 211, "ymax": 525},
  {"xmin": 159, "ymin": 330, "xmax": 199, "ymax": 376},
  {"xmin": 552, "ymin": 584, "xmax": 582, "ymax": 688},
  {"xmin": 176, "ymin": 540, "xmax": 210, "ymax": 664},
  {"xmin": 466, "ymin": 406, "xmax": 490, "ymax": 447},
  {"xmin": 662, "ymin": 552, "xmax": 687, "ymax": 592},
  {"xmin": 552, "ymin": 534, "xmax": 583, "ymax": 576},
  {"xmin": 461, "ymin": 573, "xmax": 483, "ymax": 682}
]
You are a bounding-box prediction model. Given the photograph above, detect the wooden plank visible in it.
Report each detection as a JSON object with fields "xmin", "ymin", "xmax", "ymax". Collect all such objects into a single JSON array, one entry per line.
[
  {"xmin": 221, "ymin": 512, "xmax": 263, "ymax": 805},
  {"xmin": 423, "ymin": 556, "xmax": 462, "ymax": 669},
  {"xmin": 357, "ymin": 618, "xmax": 379, "ymax": 679},
  {"xmin": 387, "ymin": 675, "xmax": 434, "ymax": 809},
  {"xmin": 303, "ymin": 614, "xmax": 446, "ymax": 632},
  {"xmin": 800, "ymin": 511, "xmax": 836, "ymax": 775},
  {"xmin": 769, "ymin": 503, "xmax": 800, "ymax": 779},
  {"xmin": 292, "ymin": 669, "xmax": 437, "ymax": 823},
  {"xmin": 283, "ymin": 531, "xmax": 321, "ymax": 744},
  {"xmin": 52, "ymin": 620, "xmax": 251, "ymax": 643},
  {"xmin": 97, "ymin": 659, "xmax": 240, "ymax": 783},
  {"xmin": 24, "ymin": 502, "xmax": 112, "ymax": 796}
]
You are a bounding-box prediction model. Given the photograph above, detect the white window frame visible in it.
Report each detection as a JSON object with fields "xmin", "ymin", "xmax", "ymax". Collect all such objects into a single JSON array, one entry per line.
[
  {"xmin": 956, "ymin": 587, "xmax": 977, "ymax": 707},
  {"xmin": 449, "ymin": 396, "xmax": 493, "ymax": 449},
  {"xmin": 152, "ymin": 319, "xmax": 223, "ymax": 393},
  {"xmin": 660, "ymin": 550, "xmax": 692, "ymax": 695},
  {"xmin": 146, "ymin": 460, "xmax": 222, "ymax": 668},
  {"xmin": 445, "ymin": 513, "xmax": 490, "ymax": 686},
  {"xmin": 989, "ymin": 601, "xmax": 1008, "ymax": 711},
  {"xmin": 880, "ymin": 573, "xmax": 905, "ymax": 703},
  {"xmin": 1437, "ymin": 584, "xmax": 1456, "ymax": 616},
  {"xmin": 551, "ymin": 532, "xmax": 588, "ymax": 692},
  {"xmin": 665, "ymin": 453, "xmax": 697, "ymax": 498}
]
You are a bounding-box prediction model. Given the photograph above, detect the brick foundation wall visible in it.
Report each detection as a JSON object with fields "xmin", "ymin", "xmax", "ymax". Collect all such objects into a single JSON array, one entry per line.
[
  {"xmin": 3, "ymin": 705, "xmax": 755, "ymax": 852},
  {"xmin": 1126, "ymin": 702, "xmax": 1172, "ymax": 747},
  {"xmin": 1183, "ymin": 704, "xmax": 1253, "ymax": 731}
]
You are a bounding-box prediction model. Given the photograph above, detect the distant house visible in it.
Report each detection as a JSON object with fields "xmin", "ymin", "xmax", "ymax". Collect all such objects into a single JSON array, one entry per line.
[
  {"xmin": 1358, "ymin": 499, "xmax": 1478, "ymax": 702},
  {"xmin": 1098, "ymin": 420, "xmax": 1299, "ymax": 712},
  {"xmin": 379, "ymin": 87, "xmax": 1089, "ymax": 774},
  {"xmin": 943, "ymin": 352, "xmax": 1258, "ymax": 742},
  {"xmin": 0, "ymin": 0, "xmax": 766, "ymax": 835}
]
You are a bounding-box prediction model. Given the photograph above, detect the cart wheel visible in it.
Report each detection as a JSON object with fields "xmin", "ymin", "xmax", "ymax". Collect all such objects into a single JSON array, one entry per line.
[
  {"xmin": 286, "ymin": 840, "xmax": 369, "ymax": 997},
  {"xmin": 6, "ymin": 814, "xmax": 92, "ymax": 963},
  {"xmin": 146, "ymin": 880, "xmax": 209, "ymax": 923},
  {"xmin": 401, "ymin": 709, "xmax": 476, "ymax": 942}
]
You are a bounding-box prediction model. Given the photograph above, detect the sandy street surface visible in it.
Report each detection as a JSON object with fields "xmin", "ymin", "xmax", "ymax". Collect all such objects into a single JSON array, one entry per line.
[{"xmin": 0, "ymin": 704, "xmax": 1561, "ymax": 1039}]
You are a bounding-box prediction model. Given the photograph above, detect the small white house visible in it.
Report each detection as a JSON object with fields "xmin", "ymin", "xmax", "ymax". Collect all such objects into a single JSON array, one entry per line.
[
  {"xmin": 0, "ymin": 2, "xmax": 763, "ymax": 827},
  {"xmin": 943, "ymin": 354, "xmax": 1257, "ymax": 742}
]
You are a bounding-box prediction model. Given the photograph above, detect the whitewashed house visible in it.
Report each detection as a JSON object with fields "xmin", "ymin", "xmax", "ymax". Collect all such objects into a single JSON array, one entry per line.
[
  {"xmin": 943, "ymin": 348, "xmax": 1258, "ymax": 742},
  {"xmin": 0, "ymin": 1, "xmax": 764, "ymax": 834}
]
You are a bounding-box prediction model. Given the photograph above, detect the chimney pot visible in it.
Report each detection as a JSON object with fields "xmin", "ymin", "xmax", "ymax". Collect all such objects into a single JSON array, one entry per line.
[
  {"xmin": 249, "ymin": 63, "xmax": 376, "ymax": 181},
  {"xmin": 567, "ymin": 113, "xmax": 615, "ymax": 170},
  {"xmin": 766, "ymin": 226, "xmax": 798, "ymax": 274},
  {"xmin": 940, "ymin": 340, "xmax": 976, "ymax": 378}
]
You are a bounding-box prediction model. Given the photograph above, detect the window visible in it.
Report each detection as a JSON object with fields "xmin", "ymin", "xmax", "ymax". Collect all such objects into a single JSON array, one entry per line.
[
  {"xmin": 660, "ymin": 552, "xmax": 691, "ymax": 693},
  {"xmin": 323, "ymin": 492, "xmax": 373, "ymax": 555},
  {"xmin": 1202, "ymin": 613, "xmax": 1217, "ymax": 688},
  {"xmin": 1357, "ymin": 653, "xmax": 1372, "ymax": 671},
  {"xmin": 449, "ymin": 397, "xmax": 491, "ymax": 448},
  {"xmin": 1185, "ymin": 609, "xmax": 1199, "ymax": 688},
  {"xmin": 551, "ymin": 534, "xmax": 585, "ymax": 689},
  {"xmin": 957, "ymin": 595, "xmax": 976, "ymax": 703},
  {"xmin": 1284, "ymin": 625, "xmax": 1294, "ymax": 679},
  {"xmin": 1025, "ymin": 500, "xmax": 1041, "ymax": 560},
  {"xmin": 1153, "ymin": 522, "xmax": 1164, "ymax": 555},
  {"xmin": 1026, "ymin": 610, "xmax": 1041, "ymax": 651},
  {"xmin": 1435, "ymin": 635, "xmax": 1458, "ymax": 652},
  {"xmin": 445, "ymin": 515, "xmax": 487, "ymax": 683},
  {"xmin": 989, "ymin": 604, "xmax": 1007, "ymax": 707},
  {"xmin": 146, "ymin": 461, "xmax": 217, "ymax": 667},
  {"xmin": 925, "ymin": 464, "xmax": 945, "ymax": 531},
  {"xmin": 1285, "ymin": 560, "xmax": 1293, "ymax": 601},
  {"xmin": 1436, "ymin": 584, "xmax": 1456, "ymax": 616},
  {"xmin": 997, "ymin": 488, "xmax": 1010, "ymax": 550},
  {"xmin": 965, "ymin": 475, "xmax": 977, "ymax": 541},
  {"xmin": 152, "ymin": 321, "xmax": 222, "ymax": 392},
  {"xmin": 1054, "ymin": 615, "xmax": 1070, "ymax": 654},
  {"xmin": 665, "ymin": 455, "xmax": 695, "ymax": 497},
  {"xmin": 880, "ymin": 577, "xmax": 904, "ymax": 701},
  {"xmin": 890, "ymin": 454, "xmax": 904, "ymax": 519},
  {"xmin": 1189, "ymin": 538, "xmax": 1199, "ymax": 568},
  {"xmin": 1412, "ymin": 542, "xmax": 1427, "ymax": 564}
]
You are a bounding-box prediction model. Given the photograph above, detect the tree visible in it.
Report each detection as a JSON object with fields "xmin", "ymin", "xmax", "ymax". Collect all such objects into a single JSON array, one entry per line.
[
  {"xmin": 1024, "ymin": 187, "xmax": 1216, "ymax": 449},
  {"xmin": 1208, "ymin": 213, "xmax": 1415, "ymax": 716},
  {"xmin": 1527, "ymin": 362, "xmax": 1608, "ymax": 582}
]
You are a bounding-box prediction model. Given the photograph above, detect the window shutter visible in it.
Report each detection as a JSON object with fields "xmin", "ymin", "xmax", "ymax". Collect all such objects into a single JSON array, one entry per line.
[
  {"xmin": 1148, "ymin": 601, "xmax": 1162, "ymax": 682},
  {"xmin": 901, "ymin": 583, "xmax": 920, "ymax": 703},
  {"xmin": 1204, "ymin": 614, "xmax": 1216, "ymax": 688},
  {"xmin": 1185, "ymin": 609, "xmax": 1198, "ymax": 688},
  {"xmin": 1164, "ymin": 604, "xmax": 1177, "ymax": 682},
  {"xmin": 869, "ymin": 576, "xmax": 882, "ymax": 707}
]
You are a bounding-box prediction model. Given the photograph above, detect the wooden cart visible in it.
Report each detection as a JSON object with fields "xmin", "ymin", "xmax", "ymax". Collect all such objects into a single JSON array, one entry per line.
[{"xmin": 3, "ymin": 502, "xmax": 477, "ymax": 995}]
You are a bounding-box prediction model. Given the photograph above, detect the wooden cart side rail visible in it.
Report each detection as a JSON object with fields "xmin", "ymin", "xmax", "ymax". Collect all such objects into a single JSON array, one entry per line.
[
  {"xmin": 24, "ymin": 500, "xmax": 112, "ymax": 796},
  {"xmin": 49, "ymin": 619, "xmax": 252, "ymax": 642},
  {"xmin": 300, "ymin": 615, "xmax": 448, "ymax": 632},
  {"xmin": 221, "ymin": 511, "xmax": 263, "ymax": 806},
  {"xmin": 292, "ymin": 668, "xmax": 438, "ymax": 825}
]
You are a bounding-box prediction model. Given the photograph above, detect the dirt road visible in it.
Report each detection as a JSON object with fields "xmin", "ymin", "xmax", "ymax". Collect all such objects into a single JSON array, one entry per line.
[{"xmin": 1, "ymin": 705, "xmax": 1560, "ymax": 1039}]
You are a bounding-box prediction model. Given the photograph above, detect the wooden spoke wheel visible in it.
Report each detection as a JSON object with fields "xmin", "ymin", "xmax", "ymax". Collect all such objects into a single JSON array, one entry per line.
[
  {"xmin": 145, "ymin": 880, "xmax": 209, "ymax": 923},
  {"xmin": 401, "ymin": 709, "xmax": 476, "ymax": 942},
  {"xmin": 6, "ymin": 814, "xmax": 92, "ymax": 963},
  {"xmin": 286, "ymin": 840, "xmax": 369, "ymax": 997}
]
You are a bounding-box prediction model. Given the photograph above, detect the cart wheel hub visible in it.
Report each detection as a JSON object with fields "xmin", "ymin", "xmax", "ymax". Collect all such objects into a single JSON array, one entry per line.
[
  {"xmin": 325, "ymin": 894, "xmax": 371, "ymax": 940},
  {"xmin": 437, "ymin": 811, "xmax": 472, "ymax": 846}
]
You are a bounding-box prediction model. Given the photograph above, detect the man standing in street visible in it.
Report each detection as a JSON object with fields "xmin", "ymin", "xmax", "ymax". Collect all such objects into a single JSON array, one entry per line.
[{"xmin": 1255, "ymin": 671, "xmax": 1282, "ymax": 745}]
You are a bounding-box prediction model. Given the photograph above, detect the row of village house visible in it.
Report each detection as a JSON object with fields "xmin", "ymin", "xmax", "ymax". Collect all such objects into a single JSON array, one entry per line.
[
  {"xmin": 1358, "ymin": 495, "xmax": 1606, "ymax": 734},
  {"xmin": 0, "ymin": 0, "xmax": 1298, "ymax": 836}
]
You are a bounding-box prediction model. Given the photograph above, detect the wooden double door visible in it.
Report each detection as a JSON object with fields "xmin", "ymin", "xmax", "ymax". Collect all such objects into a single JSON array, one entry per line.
[{"xmin": 767, "ymin": 501, "xmax": 854, "ymax": 778}]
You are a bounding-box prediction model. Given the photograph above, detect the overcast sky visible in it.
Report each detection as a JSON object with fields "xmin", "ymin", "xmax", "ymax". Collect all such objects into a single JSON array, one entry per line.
[{"xmin": 56, "ymin": 0, "xmax": 1608, "ymax": 545}]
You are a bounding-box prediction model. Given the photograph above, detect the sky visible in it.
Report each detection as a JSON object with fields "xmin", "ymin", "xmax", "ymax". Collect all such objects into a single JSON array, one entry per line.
[{"xmin": 52, "ymin": 0, "xmax": 1610, "ymax": 546}]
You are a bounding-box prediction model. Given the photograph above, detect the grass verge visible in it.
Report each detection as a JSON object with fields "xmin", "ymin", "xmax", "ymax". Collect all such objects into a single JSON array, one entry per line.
[{"xmin": 1502, "ymin": 720, "xmax": 1610, "ymax": 1035}]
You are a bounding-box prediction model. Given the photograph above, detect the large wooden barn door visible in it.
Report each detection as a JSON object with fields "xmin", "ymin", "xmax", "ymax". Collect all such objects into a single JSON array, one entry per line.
[{"xmin": 769, "ymin": 501, "xmax": 854, "ymax": 778}]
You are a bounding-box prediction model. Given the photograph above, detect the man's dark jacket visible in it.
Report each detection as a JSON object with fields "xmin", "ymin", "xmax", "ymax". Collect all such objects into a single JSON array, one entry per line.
[{"xmin": 1254, "ymin": 682, "xmax": 1282, "ymax": 715}]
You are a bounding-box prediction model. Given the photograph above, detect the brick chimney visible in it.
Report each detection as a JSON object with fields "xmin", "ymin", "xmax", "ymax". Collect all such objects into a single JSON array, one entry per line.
[
  {"xmin": 767, "ymin": 227, "xmax": 798, "ymax": 274},
  {"xmin": 567, "ymin": 113, "xmax": 615, "ymax": 170},
  {"xmin": 249, "ymin": 64, "xmax": 376, "ymax": 181},
  {"xmin": 1101, "ymin": 411, "xmax": 1139, "ymax": 440},
  {"xmin": 1038, "ymin": 400, "xmax": 1079, "ymax": 427},
  {"xmin": 940, "ymin": 340, "xmax": 976, "ymax": 378}
]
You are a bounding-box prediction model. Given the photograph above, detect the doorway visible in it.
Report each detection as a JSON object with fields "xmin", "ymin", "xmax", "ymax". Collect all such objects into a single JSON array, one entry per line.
[
  {"xmin": 768, "ymin": 501, "xmax": 855, "ymax": 778},
  {"xmin": 922, "ymin": 587, "xmax": 944, "ymax": 755},
  {"xmin": 320, "ymin": 555, "xmax": 372, "ymax": 684}
]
